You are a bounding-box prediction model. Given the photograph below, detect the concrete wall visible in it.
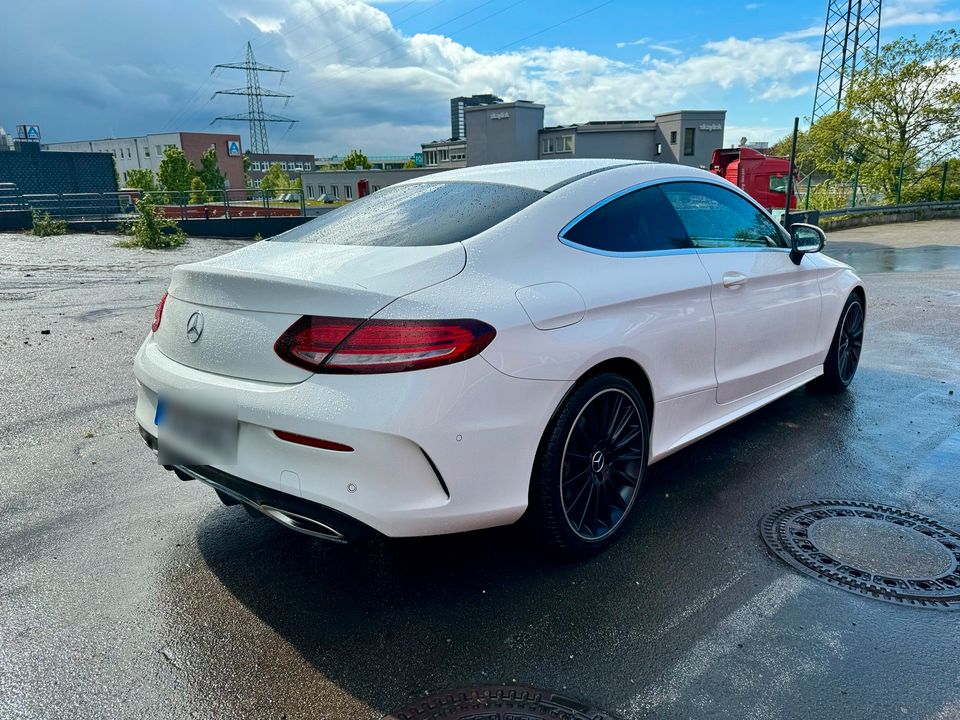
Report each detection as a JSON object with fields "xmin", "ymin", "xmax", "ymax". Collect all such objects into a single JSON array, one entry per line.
[
  {"xmin": 654, "ymin": 111, "xmax": 726, "ymax": 169},
  {"xmin": 573, "ymin": 127, "xmax": 657, "ymax": 160},
  {"xmin": 465, "ymin": 102, "xmax": 544, "ymax": 166},
  {"xmin": 300, "ymin": 167, "xmax": 447, "ymax": 199}
]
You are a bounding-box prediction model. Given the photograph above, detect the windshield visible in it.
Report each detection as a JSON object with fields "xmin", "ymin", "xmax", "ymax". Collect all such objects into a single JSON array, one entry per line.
[{"xmin": 272, "ymin": 181, "xmax": 544, "ymax": 247}]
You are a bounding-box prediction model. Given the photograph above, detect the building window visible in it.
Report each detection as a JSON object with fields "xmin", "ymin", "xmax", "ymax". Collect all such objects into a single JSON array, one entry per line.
[
  {"xmin": 156, "ymin": 145, "xmax": 162, "ymax": 156},
  {"xmin": 306, "ymin": 185, "xmax": 314, "ymax": 199},
  {"xmin": 253, "ymin": 179, "xmax": 261, "ymax": 188},
  {"xmin": 126, "ymin": 148, "xmax": 131, "ymax": 158},
  {"xmin": 318, "ymin": 185, "xmax": 326, "ymax": 196},
  {"xmin": 439, "ymin": 148, "xmax": 449, "ymax": 162},
  {"xmin": 280, "ymin": 161, "xmax": 288, "ymax": 170},
  {"xmin": 683, "ymin": 127, "xmax": 695, "ymax": 156},
  {"xmin": 656, "ymin": 143, "xmax": 662, "ymax": 155},
  {"xmin": 344, "ymin": 185, "xmax": 353, "ymax": 199},
  {"xmin": 542, "ymin": 135, "xmax": 573, "ymax": 154},
  {"xmin": 144, "ymin": 147, "xmax": 150, "ymax": 158},
  {"xmin": 251, "ymin": 161, "xmax": 260, "ymax": 171},
  {"xmin": 670, "ymin": 130, "xmax": 677, "ymax": 145},
  {"xmin": 330, "ymin": 186, "xmax": 338, "ymax": 199}
]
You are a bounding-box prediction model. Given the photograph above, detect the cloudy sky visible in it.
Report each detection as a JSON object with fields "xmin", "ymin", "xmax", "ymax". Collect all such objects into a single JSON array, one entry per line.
[{"xmin": 2, "ymin": 0, "xmax": 957, "ymax": 156}]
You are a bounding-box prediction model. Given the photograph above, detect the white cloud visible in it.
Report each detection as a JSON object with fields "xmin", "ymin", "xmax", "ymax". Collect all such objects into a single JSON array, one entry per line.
[
  {"xmin": 219, "ymin": 0, "xmax": 825, "ymax": 154},
  {"xmin": 616, "ymin": 37, "xmax": 651, "ymax": 49},
  {"xmin": 745, "ymin": 3, "xmax": 764, "ymax": 9},
  {"xmin": 884, "ymin": 0, "xmax": 960, "ymax": 26}
]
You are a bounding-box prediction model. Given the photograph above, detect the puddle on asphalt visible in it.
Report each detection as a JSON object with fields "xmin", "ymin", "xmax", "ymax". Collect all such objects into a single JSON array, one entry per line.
[{"xmin": 829, "ymin": 245, "xmax": 960, "ymax": 274}]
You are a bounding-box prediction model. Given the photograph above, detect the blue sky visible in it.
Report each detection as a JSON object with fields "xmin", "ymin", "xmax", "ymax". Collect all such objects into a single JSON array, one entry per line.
[{"xmin": 1, "ymin": 0, "xmax": 957, "ymax": 156}]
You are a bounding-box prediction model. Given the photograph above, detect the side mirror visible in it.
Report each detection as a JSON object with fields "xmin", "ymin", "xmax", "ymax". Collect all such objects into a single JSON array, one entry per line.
[{"xmin": 790, "ymin": 223, "xmax": 825, "ymax": 265}]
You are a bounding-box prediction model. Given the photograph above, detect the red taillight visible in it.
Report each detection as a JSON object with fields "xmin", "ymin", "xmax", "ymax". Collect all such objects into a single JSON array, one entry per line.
[
  {"xmin": 274, "ymin": 430, "xmax": 354, "ymax": 453},
  {"xmin": 152, "ymin": 292, "xmax": 167, "ymax": 333},
  {"xmin": 274, "ymin": 316, "xmax": 496, "ymax": 374}
]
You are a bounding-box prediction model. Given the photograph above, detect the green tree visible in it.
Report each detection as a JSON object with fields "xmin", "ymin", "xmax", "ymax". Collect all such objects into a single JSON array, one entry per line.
[
  {"xmin": 198, "ymin": 147, "xmax": 225, "ymax": 199},
  {"xmin": 189, "ymin": 176, "xmax": 208, "ymax": 204},
  {"xmin": 846, "ymin": 29, "xmax": 960, "ymax": 201},
  {"xmin": 342, "ymin": 148, "xmax": 371, "ymax": 170},
  {"xmin": 259, "ymin": 162, "xmax": 293, "ymax": 198},
  {"xmin": 157, "ymin": 146, "xmax": 196, "ymax": 203},
  {"xmin": 402, "ymin": 158, "xmax": 418, "ymax": 169},
  {"xmin": 125, "ymin": 168, "xmax": 158, "ymax": 192},
  {"xmin": 242, "ymin": 154, "xmax": 252, "ymax": 187}
]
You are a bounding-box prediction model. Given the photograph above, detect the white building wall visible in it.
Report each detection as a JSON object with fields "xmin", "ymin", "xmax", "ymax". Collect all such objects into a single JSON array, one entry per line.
[{"xmin": 45, "ymin": 132, "xmax": 183, "ymax": 184}]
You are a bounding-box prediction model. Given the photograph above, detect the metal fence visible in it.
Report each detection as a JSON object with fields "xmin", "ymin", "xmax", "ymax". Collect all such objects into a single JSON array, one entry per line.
[
  {"xmin": 0, "ymin": 186, "xmax": 321, "ymax": 221},
  {"xmin": 798, "ymin": 160, "xmax": 959, "ymax": 212}
]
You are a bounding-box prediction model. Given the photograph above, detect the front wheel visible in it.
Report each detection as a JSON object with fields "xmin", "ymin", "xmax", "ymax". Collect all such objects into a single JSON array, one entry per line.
[
  {"xmin": 814, "ymin": 292, "xmax": 864, "ymax": 392},
  {"xmin": 529, "ymin": 373, "xmax": 650, "ymax": 558}
]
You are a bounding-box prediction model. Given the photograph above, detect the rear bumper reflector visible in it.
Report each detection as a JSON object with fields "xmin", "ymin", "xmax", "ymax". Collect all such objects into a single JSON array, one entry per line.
[{"xmin": 274, "ymin": 430, "xmax": 354, "ymax": 453}]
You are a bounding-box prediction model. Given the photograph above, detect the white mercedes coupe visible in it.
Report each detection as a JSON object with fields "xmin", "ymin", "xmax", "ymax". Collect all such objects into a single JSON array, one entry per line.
[{"xmin": 135, "ymin": 159, "xmax": 865, "ymax": 556}]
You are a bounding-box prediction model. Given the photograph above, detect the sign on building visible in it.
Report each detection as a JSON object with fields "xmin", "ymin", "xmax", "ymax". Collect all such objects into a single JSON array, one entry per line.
[
  {"xmin": 17, "ymin": 125, "xmax": 41, "ymax": 141},
  {"xmin": 227, "ymin": 140, "xmax": 241, "ymax": 156},
  {"xmin": 413, "ymin": 152, "xmax": 423, "ymax": 167}
]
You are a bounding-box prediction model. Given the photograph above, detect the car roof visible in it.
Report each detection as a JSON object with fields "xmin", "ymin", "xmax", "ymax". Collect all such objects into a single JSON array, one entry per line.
[{"xmin": 396, "ymin": 158, "xmax": 676, "ymax": 193}]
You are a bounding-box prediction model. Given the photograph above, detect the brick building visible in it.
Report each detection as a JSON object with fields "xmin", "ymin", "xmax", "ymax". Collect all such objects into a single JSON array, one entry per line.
[{"xmin": 44, "ymin": 131, "xmax": 245, "ymax": 189}]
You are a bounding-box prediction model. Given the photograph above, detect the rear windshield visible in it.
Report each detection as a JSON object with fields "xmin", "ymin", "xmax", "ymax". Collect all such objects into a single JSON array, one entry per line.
[{"xmin": 272, "ymin": 181, "xmax": 544, "ymax": 247}]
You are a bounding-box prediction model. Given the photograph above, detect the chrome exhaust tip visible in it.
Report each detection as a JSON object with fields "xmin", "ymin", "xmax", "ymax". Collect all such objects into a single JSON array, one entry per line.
[{"xmin": 257, "ymin": 504, "xmax": 346, "ymax": 543}]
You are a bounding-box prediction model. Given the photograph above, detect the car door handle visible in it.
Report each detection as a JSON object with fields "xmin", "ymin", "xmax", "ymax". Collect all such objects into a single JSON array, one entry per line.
[{"xmin": 722, "ymin": 271, "xmax": 748, "ymax": 288}]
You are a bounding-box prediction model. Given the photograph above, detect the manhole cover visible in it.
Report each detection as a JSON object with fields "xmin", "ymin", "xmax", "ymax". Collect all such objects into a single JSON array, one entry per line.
[
  {"xmin": 761, "ymin": 500, "xmax": 960, "ymax": 608},
  {"xmin": 385, "ymin": 685, "xmax": 620, "ymax": 720}
]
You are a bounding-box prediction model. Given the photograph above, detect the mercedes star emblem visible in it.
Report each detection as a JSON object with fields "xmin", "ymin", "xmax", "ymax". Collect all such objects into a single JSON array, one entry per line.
[{"xmin": 186, "ymin": 311, "xmax": 204, "ymax": 343}]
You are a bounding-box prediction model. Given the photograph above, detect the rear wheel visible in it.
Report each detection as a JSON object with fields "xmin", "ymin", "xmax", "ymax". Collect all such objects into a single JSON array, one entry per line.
[
  {"xmin": 530, "ymin": 373, "xmax": 649, "ymax": 557},
  {"xmin": 814, "ymin": 292, "xmax": 864, "ymax": 392}
]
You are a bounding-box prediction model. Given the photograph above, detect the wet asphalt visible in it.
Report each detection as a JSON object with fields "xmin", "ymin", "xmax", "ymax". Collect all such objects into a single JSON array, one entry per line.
[{"xmin": 1, "ymin": 221, "xmax": 959, "ymax": 719}]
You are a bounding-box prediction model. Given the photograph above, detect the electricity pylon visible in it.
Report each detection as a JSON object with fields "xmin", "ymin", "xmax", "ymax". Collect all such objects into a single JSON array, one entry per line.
[{"xmin": 212, "ymin": 42, "xmax": 296, "ymax": 154}]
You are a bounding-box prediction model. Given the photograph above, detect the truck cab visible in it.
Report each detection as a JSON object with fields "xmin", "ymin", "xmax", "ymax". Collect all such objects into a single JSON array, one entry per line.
[{"xmin": 710, "ymin": 147, "xmax": 798, "ymax": 210}]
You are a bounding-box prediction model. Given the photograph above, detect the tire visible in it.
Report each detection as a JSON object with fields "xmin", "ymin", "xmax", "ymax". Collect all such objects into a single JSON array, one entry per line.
[
  {"xmin": 529, "ymin": 373, "xmax": 650, "ymax": 558},
  {"xmin": 813, "ymin": 292, "xmax": 864, "ymax": 393}
]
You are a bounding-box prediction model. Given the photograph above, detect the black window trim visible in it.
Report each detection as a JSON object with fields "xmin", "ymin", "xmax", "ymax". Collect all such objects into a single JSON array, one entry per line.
[{"xmin": 558, "ymin": 177, "xmax": 790, "ymax": 258}]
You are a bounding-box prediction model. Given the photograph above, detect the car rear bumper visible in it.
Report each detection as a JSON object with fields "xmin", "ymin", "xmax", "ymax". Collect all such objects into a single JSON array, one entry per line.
[
  {"xmin": 139, "ymin": 426, "xmax": 379, "ymax": 542},
  {"xmin": 134, "ymin": 334, "xmax": 570, "ymax": 538}
]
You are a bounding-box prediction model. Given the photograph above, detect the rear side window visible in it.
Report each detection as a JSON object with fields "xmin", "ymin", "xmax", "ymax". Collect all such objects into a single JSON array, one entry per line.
[
  {"xmin": 562, "ymin": 186, "xmax": 691, "ymax": 253},
  {"xmin": 272, "ymin": 182, "xmax": 544, "ymax": 247}
]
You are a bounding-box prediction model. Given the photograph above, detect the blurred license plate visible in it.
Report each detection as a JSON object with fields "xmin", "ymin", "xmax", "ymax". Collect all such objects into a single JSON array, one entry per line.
[{"xmin": 155, "ymin": 396, "xmax": 237, "ymax": 465}]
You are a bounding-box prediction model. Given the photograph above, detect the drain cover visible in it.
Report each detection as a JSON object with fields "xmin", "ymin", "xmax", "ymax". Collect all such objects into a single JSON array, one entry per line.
[
  {"xmin": 761, "ymin": 500, "xmax": 960, "ymax": 608},
  {"xmin": 385, "ymin": 685, "xmax": 620, "ymax": 720}
]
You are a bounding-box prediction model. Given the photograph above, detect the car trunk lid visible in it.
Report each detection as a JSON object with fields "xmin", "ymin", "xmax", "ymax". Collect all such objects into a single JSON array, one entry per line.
[{"xmin": 154, "ymin": 241, "xmax": 466, "ymax": 383}]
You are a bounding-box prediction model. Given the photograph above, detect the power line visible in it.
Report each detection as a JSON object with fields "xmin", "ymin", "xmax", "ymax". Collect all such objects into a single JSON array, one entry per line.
[
  {"xmin": 290, "ymin": 0, "xmax": 452, "ymax": 67},
  {"xmin": 295, "ymin": 0, "xmax": 527, "ymax": 94},
  {"xmin": 254, "ymin": 0, "xmax": 421, "ymax": 54},
  {"xmin": 495, "ymin": 0, "xmax": 620, "ymax": 52}
]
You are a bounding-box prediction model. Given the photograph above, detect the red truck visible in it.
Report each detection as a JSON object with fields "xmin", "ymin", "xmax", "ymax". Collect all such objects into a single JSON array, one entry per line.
[{"xmin": 710, "ymin": 147, "xmax": 798, "ymax": 210}]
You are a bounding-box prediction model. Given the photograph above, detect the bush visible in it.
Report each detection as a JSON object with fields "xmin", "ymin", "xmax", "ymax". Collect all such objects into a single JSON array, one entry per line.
[
  {"xmin": 117, "ymin": 197, "xmax": 187, "ymax": 249},
  {"xmin": 31, "ymin": 210, "xmax": 68, "ymax": 237}
]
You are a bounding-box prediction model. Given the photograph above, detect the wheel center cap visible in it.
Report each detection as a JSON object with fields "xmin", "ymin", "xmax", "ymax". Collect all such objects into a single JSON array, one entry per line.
[{"xmin": 591, "ymin": 450, "xmax": 606, "ymax": 473}]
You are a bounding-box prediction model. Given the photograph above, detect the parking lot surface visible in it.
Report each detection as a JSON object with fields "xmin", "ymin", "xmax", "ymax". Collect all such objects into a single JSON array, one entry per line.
[{"xmin": 2, "ymin": 221, "xmax": 959, "ymax": 719}]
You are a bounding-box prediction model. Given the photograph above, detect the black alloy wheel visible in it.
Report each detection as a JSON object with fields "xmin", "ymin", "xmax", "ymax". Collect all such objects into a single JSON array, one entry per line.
[
  {"xmin": 814, "ymin": 292, "xmax": 865, "ymax": 392},
  {"xmin": 531, "ymin": 373, "xmax": 650, "ymax": 556},
  {"xmin": 837, "ymin": 298, "xmax": 864, "ymax": 385}
]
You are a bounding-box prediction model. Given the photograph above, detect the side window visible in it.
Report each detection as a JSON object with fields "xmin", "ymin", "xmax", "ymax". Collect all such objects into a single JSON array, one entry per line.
[
  {"xmin": 660, "ymin": 182, "xmax": 786, "ymax": 249},
  {"xmin": 562, "ymin": 186, "xmax": 691, "ymax": 253}
]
